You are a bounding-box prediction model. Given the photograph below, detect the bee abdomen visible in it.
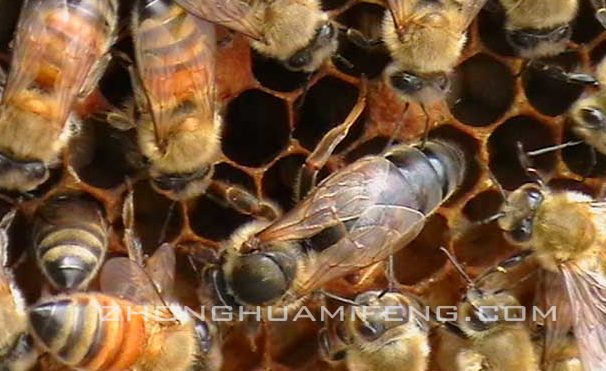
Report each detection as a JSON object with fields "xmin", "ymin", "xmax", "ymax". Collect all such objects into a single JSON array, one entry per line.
[
  {"xmin": 28, "ymin": 294, "xmax": 147, "ymax": 371},
  {"xmin": 386, "ymin": 141, "xmax": 465, "ymax": 215},
  {"xmin": 33, "ymin": 196, "xmax": 108, "ymax": 290}
]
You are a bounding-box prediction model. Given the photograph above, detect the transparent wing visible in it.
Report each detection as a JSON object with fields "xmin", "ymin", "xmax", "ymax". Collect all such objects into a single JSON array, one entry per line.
[
  {"xmin": 256, "ymin": 157, "xmax": 427, "ymax": 295},
  {"xmin": 100, "ymin": 257, "xmax": 165, "ymax": 306},
  {"xmin": 540, "ymin": 270, "xmax": 574, "ymax": 371},
  {"xmin": 175, "ymin": 0, "xmax": 264, "ymax": 41},
  {"xmin": 145, "ymin": 243, "xmax": 176, "ymax": 299},
  {"xmin": 133, "ymin": 6, "xmax": 216, "ymax": 147},
  {"xmin": 384, "ymin": 0, "xmax": 415, "ymax": 36},
  {"xmin": 4, "ymin": 0, "xmax": 113, "ymax": 123},
  {"xmin": 457, "ymin": 0, "xmax": 488, "ymax": 31},
  {"xmin": 559, "ymin": 261, "xmax": 606, "ymax": 371}
]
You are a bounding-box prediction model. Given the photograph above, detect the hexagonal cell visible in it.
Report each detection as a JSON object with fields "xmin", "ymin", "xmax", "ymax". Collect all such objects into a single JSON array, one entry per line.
[
  {"xmin": 448, "ymin": 54, "xmax": 515, "ymax": 126},
  {"xmin": 0, "ymin": 0, "xmax": 21, "ymax": 51},
  {"xmin": 223, "ymin": 89, "xmax": 290, "ymax": 167},
  {"xmin": 488, "ymin": 116, "xmax": 557, "ymax": 190},
  {"xmin": 251, "ymin": 51, "xmax": 309, "ymax": 92},
  {"xmin": 214, "ymin": 163, "xmax": 256, "ymax": 191},
  {"xmin": 453, "ymin": 222, "xmax": 518, "ymax": 269},
  {"xmin": 477, "ymin": 7, "xmax": 517, "ymax": 57},
  {"xmin": 462, "ymin": 189, "xmax": 504, "ymax": 223},
  {"xmin": 262, "ymin": 154, "xmax": 306, "ymax": 211},
  {"xmin": 561, "ymin": 122, "xmax": 606, "ymax": 177},
  {"xmin": 189, "ymin": 196, "xmax": 255, "ymax": 241},
  {"xmin": 321, "ymin": 0, "xmax": 350, "ymax": 11},
  {"xmin": 132, "ymin": 181, "xmax": 183, "ymax": 251},
  {"xmin": 429, "ymin": 125, "xmax": 481, "ymax": 203},
  {"xmin": 98, "ymin": 57, "xmax": 133, "ymax": 109},
  {"xmin": 334, "ymin": 3, "xmax": 391, "ymax": 78},
  {"xmin": 345, "ymin": 136, "xmax": 390, "ymax": 162},
  {"xmin": 571, "ymin": 0, "xmax": 605, "ymax": 44},
  {"xmin": 522, "ymin": 52, "xmax": 585, "ymax": 117},
  {"xmin": 71, "ymin": 121, "xmax": 138, "ymax": 189},
  {"xmin": 294, "ymin": 77, "xmax": 363, "ymax": 152},
  {"xmin": 393, "ymin": 214, "xmax": 448, "ymax": 286}
]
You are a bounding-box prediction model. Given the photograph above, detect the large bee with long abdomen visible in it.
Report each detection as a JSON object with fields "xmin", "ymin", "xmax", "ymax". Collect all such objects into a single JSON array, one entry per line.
[
  {"xmin": 28, "ymin": 242, "xmax": 222, "ymax": 371},
  {"xmin": 0, "ymin": 0, "xmax": 117, "ymax": 192},
  {"xmin": 0, "ymin": 210, "xmax": 37, "ymax": 371},
  {"xmin": 32, "ymin": 193, "xmax": 108, "ymax": 291},
  {"xmin": 209, "ymin": 137, "xmax": 465, "ymax": 311}
]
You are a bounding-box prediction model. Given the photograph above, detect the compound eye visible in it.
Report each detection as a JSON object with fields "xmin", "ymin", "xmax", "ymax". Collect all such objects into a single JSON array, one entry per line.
[
  {"xmin": 469, "ymin": 306, "xmax": 498, "ymax": 331},
  {"xmin": 580, "ymin": 107, "xmax": 606, "ymax": 130},
  {"xmin": 389, "ymin": 71, "xmax": 424, "ymax": 94},
  {"xmin": 507, "ymin": 30, "xmax": 539, "ymax": 49},
  {"xmin": 509, "ymin": 217, "xmax": 533, "ymax": 243},
  {"xmin": 23, "ymin": 161, "xmax": 47, "ymax": 180},
  {"xmin": 356, "ymin": 320, "xmax": 383, "ymax": 341},
  {"xmin": 229, "ymin": 253, "xmax": 292, "ymax": 306},
  {"xmin": 526, "ymin": 189, "xmax": 544, "ymax": 211},
  {"xmin": 287, "ymin": 50, "xmax": 312, "ymax": 70}
]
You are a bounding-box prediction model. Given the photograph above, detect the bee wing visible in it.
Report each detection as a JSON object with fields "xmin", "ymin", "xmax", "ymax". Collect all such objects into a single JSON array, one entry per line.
[
  {"xmin": 558, "ymin": 262, "xmax": 606, "ymax": 371},
  {"xmin": 132, "ymin": 8, "xmax": 216, "ymax": 146},
  {"xmin": 145, "ymin": 243, "xmax": 177, "ymax": 299},
  {"xmin": 540, "ymin": 270, "xmax": 574, "ymax": 371},
  {"xmin": 175, "ymin": 0, "xmax": 265, "ymax": 42},
  {"xmin": 100, "ymin": 257, "xmax": 165, "ymax": 306},
  {"xmin": 256, "ymin": 157, "xmax": 426, "ymax": 295},
  {"xmin": 3, "ymin": 0, "xmax": 112, "ymax": 123},
  {"xmin": 384, "ymin": 0, "xmax": 415, "ymax": 36},
  {"xmin": 456, "ymin": 0, "xmax": 488, "ymax": 31}
]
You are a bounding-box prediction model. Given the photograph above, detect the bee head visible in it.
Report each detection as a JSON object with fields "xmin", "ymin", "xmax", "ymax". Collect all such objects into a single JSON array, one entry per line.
[
  {"xmin": 505, "ymin": 24, "xmax": 571, "ymax": 58},
  {"xmin": 498, "ymin": 184, "xmax": 544, "ymax": 244},
  {"xmin": 224, "ymin": 249, "xmax": 297, "ymax": 306},
  {"xmin": 349, "ymin": 291, "xmax": 418, "ymax": 342},
  {"xmin": 0, "ymin": 152, "xmax": 48, "ymax": 192},
  {"xmin": 385, "ymin": 65, "xmax": 450, "ymax": 104},
  {"xmin": 573, "ymin": 105, "xmax": 606, "ymax": 132},
  {"xmin": 458, "ymin": 289, "xmax": 522, "ymax": 336},
  {"xmin": 149, "ymin": 165, "xmax": 213, "ymax": 200},
  {"xmin": 284, "ymin": 22, "xmax": 338, "ymax": 72}
]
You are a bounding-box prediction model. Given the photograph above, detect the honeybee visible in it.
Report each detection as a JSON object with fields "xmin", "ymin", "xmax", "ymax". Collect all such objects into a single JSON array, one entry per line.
[
  {"xmin": 0, "ymin": 0, "xmax": 117, "ymax": 192},
  {"xmin": 174, "ymin": 0, "xmax": 339, "ymax": 72},
  {"xmin": 440, "ymin": 249, "xmax": 540, "ymax": 371},
  {"xmin": 0, "ymin": 210, "xmax": 37, "ymax": 371},
  {"xmin": 208, "ymin": 137, "xmax": 466, "ymax": 311},
  {"xmin": 491, "ymin": 173, "xmax": 606, "ymax": 370},
  {"xmin": 381, "ymin": 0, "xmax": 486, "ymax": 109},
  {"xmin": 116, "ymin": 0, "xmax": 221, "ymax": 201},
  {"xmin": 32, "ymin": 193, "xmax": 108, "ymax": 291},
  {"xmin": 28, "ymin": 242, "xmax": 223, "ymax": 371},
  {"xmin": 320, "ymin": 290, "xmax": 430, "ymax": 371}
]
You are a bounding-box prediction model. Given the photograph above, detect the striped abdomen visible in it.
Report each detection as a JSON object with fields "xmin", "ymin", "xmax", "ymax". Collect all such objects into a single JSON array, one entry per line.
[
  {"xmin": 28, "ymin": 294, "xmax": 148, "ymax": 371},
  {"xmin": 33, "ymin": 195, "xmax": 108, "ymax": 290},
  {"xmin": 134, "ymin": 0, "xmax": 215, "ymax": 109},
  {"xmin": 385, "ymin": 140, "xmax": 466, "ymax": 215},
  {"xmin": 21, "ymin": 0, "xmax": 117, "ymax": 93}
]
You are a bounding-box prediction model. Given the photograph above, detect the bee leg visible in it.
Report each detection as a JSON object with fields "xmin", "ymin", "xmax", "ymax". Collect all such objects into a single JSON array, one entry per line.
[
  {"xmin": 516, "ymin": 141, "xmax": 545, "ymax": 187},
  {"xmin": 345, "ymin": 28, "xmax": 383, "ymax": 50},
  {"xmin": 78, "ymin": 53, "xmax": 112, "ymax": 99},
  {"xmin": 122, "ymin": 187, "xmax": 144, "ymax": 265},
  {"xmin": 383, "ymin": 102, "xmax": 409, "ymax": 153},
  {"xmin": 295, "ymin": 80, "xmax": 367, "ymax": 200},
  {"xmin": 207, "ymin": 180, "xmax": 281, "ymax": 221},
  {"xmin": 318, "ymin": 327, "xmax": 348, "ymax": 364},
  {"xmin": 420, "ymin": 104, "xmax": 432, "ymax": 148}
]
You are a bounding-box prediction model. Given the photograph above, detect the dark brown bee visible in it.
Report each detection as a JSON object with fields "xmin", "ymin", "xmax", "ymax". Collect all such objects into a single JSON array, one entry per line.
[{"xmin": 32, "ymin": 194, "xmax": 108, "ymax": 291}]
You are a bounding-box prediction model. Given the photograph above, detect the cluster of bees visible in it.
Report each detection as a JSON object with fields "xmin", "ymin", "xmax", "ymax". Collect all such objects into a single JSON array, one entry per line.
[{"xmin": 2, "ymin": 0, "xmax": 606, "ymax": 371}]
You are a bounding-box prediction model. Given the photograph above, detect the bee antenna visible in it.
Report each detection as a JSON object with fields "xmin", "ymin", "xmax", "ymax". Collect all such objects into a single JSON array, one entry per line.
[
  {"xmin": 516, "ymin": 142, "xmax": 545, "ymax": 187},
  {"xmin": 439, "ymin": 247, "xmax": 474, "ymax": 287},
  {"xmin": 473, "ymin": 211, "xmax": 505, "ymax": 226},
  {"xmin": 320, "ymin": 290, "xmax": 358, "ymax": 306},
  {"xmin": 526, "ymin": 140, "xmax": 584, "ymax": 157}
]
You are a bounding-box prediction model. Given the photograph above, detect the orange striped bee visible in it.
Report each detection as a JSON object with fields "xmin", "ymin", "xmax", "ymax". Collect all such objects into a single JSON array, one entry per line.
[
  {"xmin": 0, "ymin": 210, "xmax": 38, "ymax": 371},
  {"xmin": 32, "ymin": 193, "xmax": 108, "ymax": 291},
  {"xmin": 112, "ymin": 0, "xmax": 221, "ymax": 201},
  {"xmin": 28, "ymin": 243, "xmax": 223, "ymax": 371},
  {"xmin": 0, "ymin": 0, "xmax": 118, "ymax": 193}
]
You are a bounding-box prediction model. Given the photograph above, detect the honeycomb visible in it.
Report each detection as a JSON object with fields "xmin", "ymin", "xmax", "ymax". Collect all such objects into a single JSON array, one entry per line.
[{"xmin": 1, "ymin": 0, "xmax": 606, "ymax": 370}]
